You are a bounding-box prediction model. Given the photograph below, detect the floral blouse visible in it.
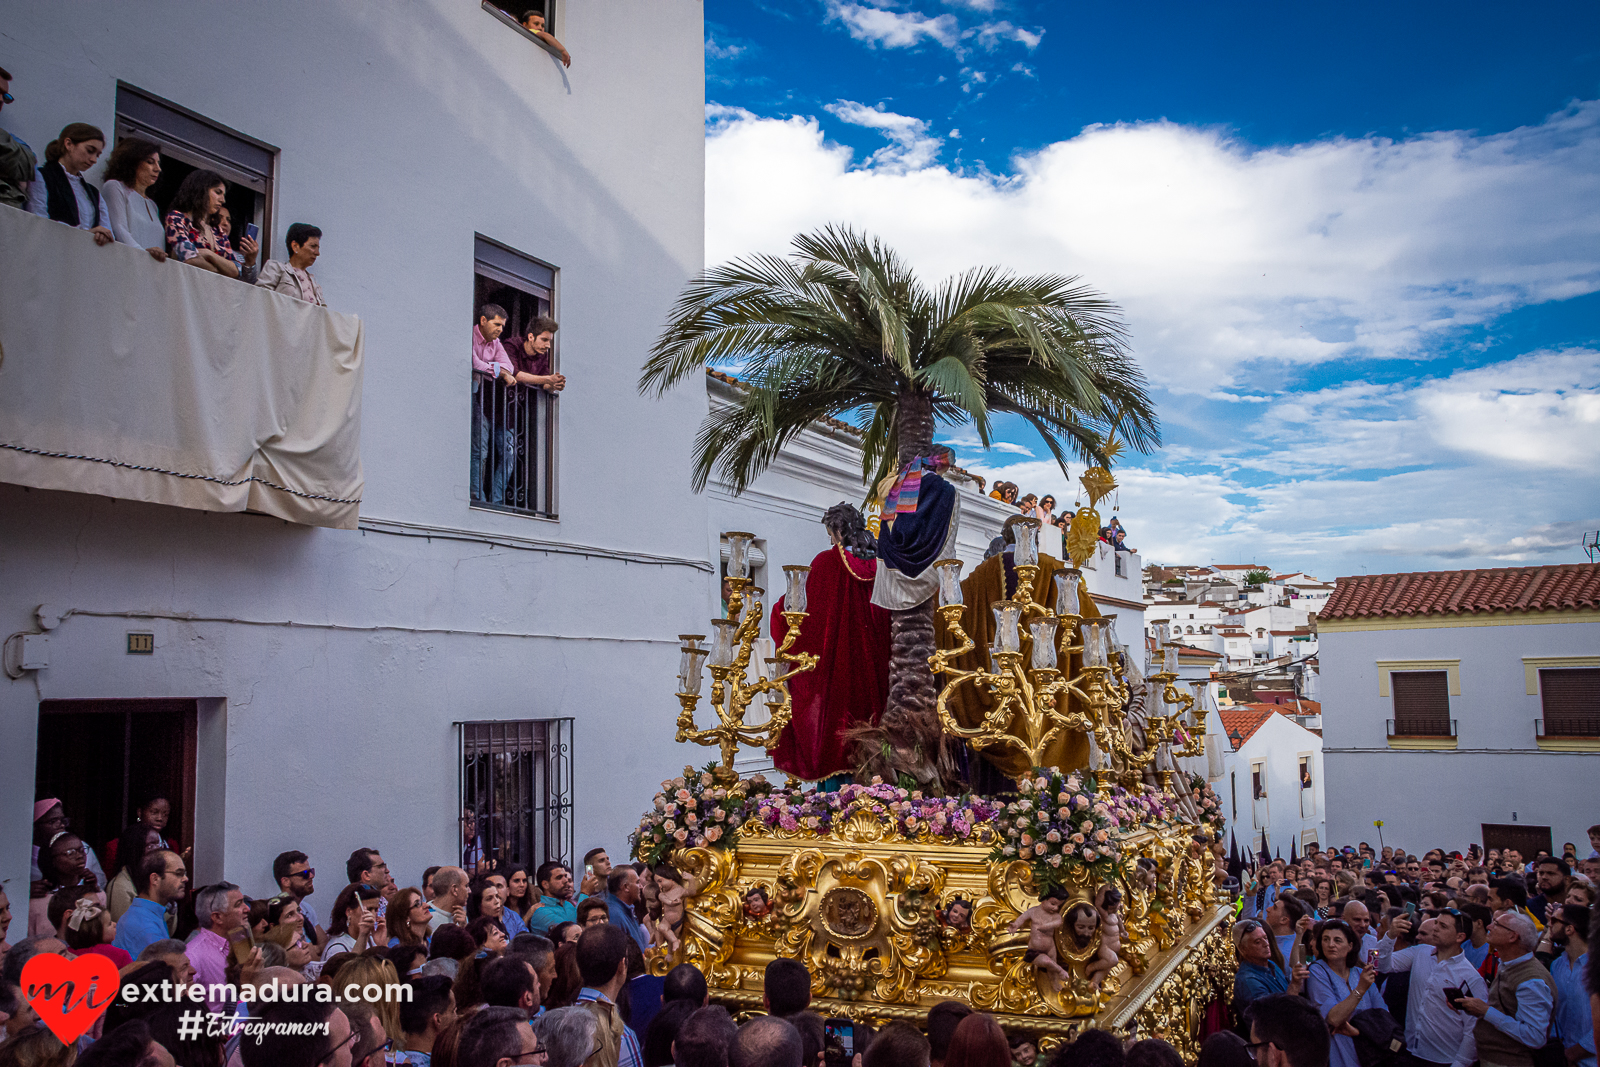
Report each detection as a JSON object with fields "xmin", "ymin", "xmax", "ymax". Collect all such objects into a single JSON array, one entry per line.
[
  {"xmin": 164, "ymin": 210, "xmax": 226, "ymax": 264},
  {"xmin": 164, "ymin": 211, "xmax": 257, "ymax": 281}
]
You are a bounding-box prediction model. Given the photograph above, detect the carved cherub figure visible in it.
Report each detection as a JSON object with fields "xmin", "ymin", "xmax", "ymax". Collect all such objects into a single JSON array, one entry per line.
[
  {"xmin": 1094, "ymin": 884, "xmax": 1125, "ymax": 976},
  {"xmin": 1009, "ymin": 886, "xmax": 1071, "ymax": 989},
  {"xmin": 653, "ymin": 863, "xmax": 700, "ymax": 953}
]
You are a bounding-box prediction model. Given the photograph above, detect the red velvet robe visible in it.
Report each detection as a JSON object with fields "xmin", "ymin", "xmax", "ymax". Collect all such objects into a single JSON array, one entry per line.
[{"xmin": 770, "ymin": 546, "xmax": 892, "ymax": 781}]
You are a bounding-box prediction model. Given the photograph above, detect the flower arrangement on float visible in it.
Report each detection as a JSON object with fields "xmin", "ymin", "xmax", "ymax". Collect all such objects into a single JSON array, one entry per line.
[
  {"xmin": 989, "ymin": 769, "xmax": 1178, "ymax": 889},
  {"xmin": 630, "ymin": 767, "xmax": 1007, "ymax": 865},
  {"xmin": 631, "ymin": 764, "xmax": 1191, "ymax": 880},
  {"xmin": 1190, "ymin": 773, "xmax": 1226, "ymax": 838},
  {"xmin": 631, "ymin": 763, "xmax": 773, "ymax": 867}
]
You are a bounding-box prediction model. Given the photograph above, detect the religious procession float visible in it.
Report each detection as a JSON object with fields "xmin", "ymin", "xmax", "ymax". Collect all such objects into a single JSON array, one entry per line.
[{"xmin": 630, "ymin": 461, "xmax": 1236, "ymax": 1055}]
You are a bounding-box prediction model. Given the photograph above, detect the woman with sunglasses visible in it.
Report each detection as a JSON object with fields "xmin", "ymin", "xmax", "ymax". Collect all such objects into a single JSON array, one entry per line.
[{"xmin": 1304, "ymin": 918, "xmax": 1384, "ymax": 1067}]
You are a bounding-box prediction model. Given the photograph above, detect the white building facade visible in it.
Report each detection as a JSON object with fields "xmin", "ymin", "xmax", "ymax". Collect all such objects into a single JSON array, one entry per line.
[
  {"xmin": 1319, "ymin": 565, "xmax": 1600, "ymax": 856},
  {"xmin": 2, "ymin": 1, "xmax": 708, "ymax": 900}
]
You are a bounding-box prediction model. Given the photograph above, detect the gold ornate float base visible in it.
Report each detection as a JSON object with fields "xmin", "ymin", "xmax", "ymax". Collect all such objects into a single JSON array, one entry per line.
[{"xmin": 648, "ymin": 819, "xmax": 1236, "ymax": 1057}]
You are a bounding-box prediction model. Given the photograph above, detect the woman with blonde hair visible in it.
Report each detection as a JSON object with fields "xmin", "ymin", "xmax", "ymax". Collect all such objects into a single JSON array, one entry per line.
[{"xmin": 326, "ymin": 954, "xmax": 405, "ymax": 1045}]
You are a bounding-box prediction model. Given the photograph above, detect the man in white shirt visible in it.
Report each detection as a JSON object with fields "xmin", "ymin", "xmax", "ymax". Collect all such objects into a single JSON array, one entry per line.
[
  {"xmin": 427, "ymin": 866, "xmax": 468, "ymax": 933},
  {"xmin": 1377, "ymin": 909, "xmax": 1487, "ymax": 1067},
  {"xmin": 1341, "ymin": 899, "xmax": 1380, "ymax": 957}
]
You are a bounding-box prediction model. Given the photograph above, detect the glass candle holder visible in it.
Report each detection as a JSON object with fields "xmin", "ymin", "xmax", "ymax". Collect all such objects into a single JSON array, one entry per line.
[
  {"xmin": 1106, "ymin": 616, "xmax": 1120, "ymax": 649},
  {"xmin": 993, "ymin": 603, "xmax": 1023, "ymax": 654},
  {"xmin": 1082, "ymin": 619, "xmax": 1108, "ymax": 668},
  {"xmin": 782, "ymin": 565, "xmax": 810, "ymax": 614},
  {"xmin": 934, "ymin": 559, "xmax": 964, "ymax": 606},
  {"xmin": 1054, "ymin": 569, "xmax": 1081, "ymax": 617},
  {"xmin": 1013, "ymin": 519, "xmax": 1040, "ymax": 567},
  {"xmin": 1152, "ymin": 620, "xmax": 1169, "ymax": 645},
  {"xmin": 709, "ymin": 619, "xmax": 737, "ymax": 668},
  {"xmin": 1163, "ymin": 645, "xmax": 1179, "ymax": 674},
  {"xmin": 677, "ymin": 635, "xmax": 707, "ymax": 694},
  {"xmin": 723, "ymin": 531, "xmax": 756, "ymax": 580},
  {"xmin": 1030, "ymin": 619, "xmax": 1058, "ymax": 670}
]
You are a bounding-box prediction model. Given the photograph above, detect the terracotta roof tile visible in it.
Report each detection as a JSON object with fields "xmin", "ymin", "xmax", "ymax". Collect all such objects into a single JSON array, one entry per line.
[
  {"xmin": 1221, "ymin": 702, "xmax": 1318, "ymax": 748},
  {"xmin": 1219, "ymin": 707, "xmax": 1274, "ymax": 748},
  {"xmin": 1323, "ymin": 564, "xmax": 1600, "ymax": 620}
]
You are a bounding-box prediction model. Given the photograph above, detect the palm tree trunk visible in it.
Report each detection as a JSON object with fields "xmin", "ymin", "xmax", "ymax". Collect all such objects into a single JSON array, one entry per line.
[{"xmin": 853, "ymin": 390, "xmax": 950, "ymax": 791}]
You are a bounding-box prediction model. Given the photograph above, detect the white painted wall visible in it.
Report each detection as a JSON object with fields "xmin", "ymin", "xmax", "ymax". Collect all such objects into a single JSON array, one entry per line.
[
  {"xmin": 1209, "ymin": 711, "xmax": 1327, "ymax": 854},
  {"xmin": 1, "ymin": 0, "xmax": 706, "ymax": 900},
  {"xmin": 1321, "ymin": 617, "xmax": 1600, "ymax": 853}
]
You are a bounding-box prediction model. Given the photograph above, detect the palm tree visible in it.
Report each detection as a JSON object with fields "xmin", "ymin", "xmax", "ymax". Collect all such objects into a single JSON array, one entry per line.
[{"xmin": 640, "ymin": 226, "xmax": 1159, "ymax": 789}]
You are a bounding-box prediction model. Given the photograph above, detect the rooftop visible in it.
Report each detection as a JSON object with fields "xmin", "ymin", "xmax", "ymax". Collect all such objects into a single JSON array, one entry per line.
[
  {"xmin": 1323, "ymin": 563, "xmax": 1600, "ymax": 620},
  {"xmin": 1220, "ymin": 702, "xmax": 1319, "ymax": 747}
]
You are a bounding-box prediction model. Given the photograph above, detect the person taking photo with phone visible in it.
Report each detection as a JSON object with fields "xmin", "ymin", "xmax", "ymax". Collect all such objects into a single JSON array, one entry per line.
[{"xmin": 1375, "ymin": 910, "xmax": 1487, "ymax": 1067}]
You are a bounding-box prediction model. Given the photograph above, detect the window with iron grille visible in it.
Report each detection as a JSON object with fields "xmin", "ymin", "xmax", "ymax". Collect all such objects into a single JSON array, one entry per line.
[
  {"xmin": 1539, "ymin": 668, "xmax": 1600, "ymax": 737},
  {"xmin": 472, "ymin": 235, "xmax": 558, "ymax": 517},
  {"xmin": 458, "ymin": 719, "xmax": 573, "ymax": 874},
  {"xmin": 1390, "ymin": 671, "xmax": 1452, "ymax": 735}
]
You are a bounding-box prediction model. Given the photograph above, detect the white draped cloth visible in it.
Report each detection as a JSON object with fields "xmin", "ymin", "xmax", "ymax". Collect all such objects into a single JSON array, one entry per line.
[{"xmin": 0, "ymin": 206, "xmax": 364, "ymax": 528}]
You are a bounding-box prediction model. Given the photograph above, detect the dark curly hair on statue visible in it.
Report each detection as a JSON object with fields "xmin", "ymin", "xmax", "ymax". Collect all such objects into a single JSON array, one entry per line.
[{"xmin": 823, "ymin": 502, "xmax": 876, "ymax": 560}]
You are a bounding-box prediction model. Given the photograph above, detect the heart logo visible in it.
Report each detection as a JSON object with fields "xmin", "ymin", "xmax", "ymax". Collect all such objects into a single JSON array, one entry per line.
[{"xmin": 21, "ymin": 952, "xmax": 121, "ymax": 1044}]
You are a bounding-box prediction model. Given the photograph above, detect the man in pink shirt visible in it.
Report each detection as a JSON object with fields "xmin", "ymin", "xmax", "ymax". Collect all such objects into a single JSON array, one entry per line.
[
  {"xmin": 187, "ymin": 882, "xmax": 248, "ymax": 1014},
  {"xmin": 471, "ymin": 304, "xmax": 517, "ymax": 504}
]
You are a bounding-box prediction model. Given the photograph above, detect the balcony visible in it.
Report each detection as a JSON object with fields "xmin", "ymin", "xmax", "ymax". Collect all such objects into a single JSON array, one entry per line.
[
  {"xmin": 0, "ymin": 207, "xmax": 363, "ymax": 529},
  {"xmin": 1385, "ymin": 718, "xmax": 1458, "ymax": 750},
  {"xmin": 1534, "ymin": 717, "xmax": 1600, "ymax": 752}
]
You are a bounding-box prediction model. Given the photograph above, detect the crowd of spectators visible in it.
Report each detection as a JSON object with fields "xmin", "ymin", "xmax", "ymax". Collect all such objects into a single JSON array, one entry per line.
[
  {"xmin": 1228, "ymin": 830, "xmax": 1600, "ymax": 1067},
  {"xmin": 0, "ymin": 75, "xmax": 327, "ymax": 306},
  {"xmin": 985, "ymin": 483, "xmax": 1135, "ymax": 555},
  {"xmin": 5, "ymin": 796, "xmax": 1217, "ymax": 1067}
]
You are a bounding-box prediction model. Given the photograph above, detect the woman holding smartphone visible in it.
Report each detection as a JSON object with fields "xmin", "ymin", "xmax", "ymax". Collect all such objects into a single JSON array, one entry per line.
[{"xmin": 1306, "ymin": 919, "xmax": 1385, "ymax": 1067}]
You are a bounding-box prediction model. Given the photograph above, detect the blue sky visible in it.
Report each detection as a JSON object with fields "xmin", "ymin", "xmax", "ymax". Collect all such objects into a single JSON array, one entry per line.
[{"xmin": 702, "ymin": 0, "xmax": 1600, "ymax": 578}]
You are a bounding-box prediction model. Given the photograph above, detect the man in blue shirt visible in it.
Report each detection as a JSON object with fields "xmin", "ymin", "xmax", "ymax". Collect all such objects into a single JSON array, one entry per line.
[
  {"xmin": 1234, "ymin": 919, "xmax": 1307, "ymax": 1024},
  {"xmin": 526, "ymin": 860, "xmax": 584, "ymax": 936},
  {"xmin": 112, "ymin": 849, "xmax": 187, "ymax": 957},
  {"xmin": 604, "ymin": 868, "xmax": 651, "ymax": 952},
  {"xmin": 1547, "ymin": 905, "xmax": 1595, "ymax": 1067}
]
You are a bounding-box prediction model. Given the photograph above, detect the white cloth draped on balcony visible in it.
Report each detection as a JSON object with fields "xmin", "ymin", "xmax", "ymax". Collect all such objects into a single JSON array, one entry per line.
[{"xmin": 0, "ymin": 207, "xmax": 364, "ymax": 529}]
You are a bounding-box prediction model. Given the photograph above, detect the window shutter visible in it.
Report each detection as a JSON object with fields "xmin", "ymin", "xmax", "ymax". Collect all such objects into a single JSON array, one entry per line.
[
  {"xmin": 1391, "ymin": 671, "xmax": 1451, "ymax": 735},
  {"xmin": 1539, "ymin": 668, "xmax": 1599, "ymax": 737}
]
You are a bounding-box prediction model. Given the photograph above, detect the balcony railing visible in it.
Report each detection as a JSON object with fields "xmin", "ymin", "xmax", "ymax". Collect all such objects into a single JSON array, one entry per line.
[
  {"xmin": 1387, "ymin": 718, "xmax": 1457, "ymax": 738},
  {"xmin": 1535, "ymin": 717, "xmax": 1600, "ymax": 739},
  {"xmin": 470, "ymin": 378, "xmax": 554, "ymax": 517}
]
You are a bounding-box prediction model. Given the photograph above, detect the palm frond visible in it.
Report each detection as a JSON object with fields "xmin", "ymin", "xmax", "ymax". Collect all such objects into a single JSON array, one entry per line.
[{"xmin": 643, "ymin": 224, "xmax": 1160, "ymax": 493}]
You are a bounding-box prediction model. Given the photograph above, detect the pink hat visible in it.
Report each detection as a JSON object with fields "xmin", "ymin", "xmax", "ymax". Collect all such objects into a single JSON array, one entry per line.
[{"xmin": 34, "ymin": 798, "xmax": 62, "ymax": 822}]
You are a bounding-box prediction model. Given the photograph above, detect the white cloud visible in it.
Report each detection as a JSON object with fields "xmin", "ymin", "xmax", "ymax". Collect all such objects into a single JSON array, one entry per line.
[
  {"xmin": 939, "ymin": 433, "xmax": 1034, "ymax": 456},
  {"xmin": 973, "ymin": 20, "xmax": 1042, "ymax": 50},
  {"xmin": 938, "ymin": 350, "xmax": 1600, "ymax": 572},
  {"xmin": 705, "ymin": 101, "xmax": 1600, "ymax": 393},
  {"xmin": 703, "ymin": 102, "xmax": 1600, "ymax": 575},
  {"xmin": 704, "ymin": 34, "xmax": 745, "ymax": 61},
  {"xmin": 823, "ymin": 2, "xmax": 961, "ymax": 50},
  {"xmin": 824, "ymin": 100, "xmax": 944, "ymax": 171}
]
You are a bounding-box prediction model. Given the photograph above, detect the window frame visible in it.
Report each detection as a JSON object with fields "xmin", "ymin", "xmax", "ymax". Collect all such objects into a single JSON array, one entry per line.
[
  {"xmin": 472, "ymin": 235, "xmax": 560, "ymax": 519},
  {"xmin": 481, "ymin": 1, "xmax": 567, "ymax": 63},
  {"xmin": 1388, "ymin": 669, "xmax": 1455, "ymax": 738},
  {"xmin": 1536, "ymin": 667, "xmax": 1599, "ymax": 738},
  {"xmin": 457, "ymin": 717, "xmax": 575, "ymax": 874},
  {"xmin": 114, "ymin": 82, "xmax": 279, "ymax": 261}
]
